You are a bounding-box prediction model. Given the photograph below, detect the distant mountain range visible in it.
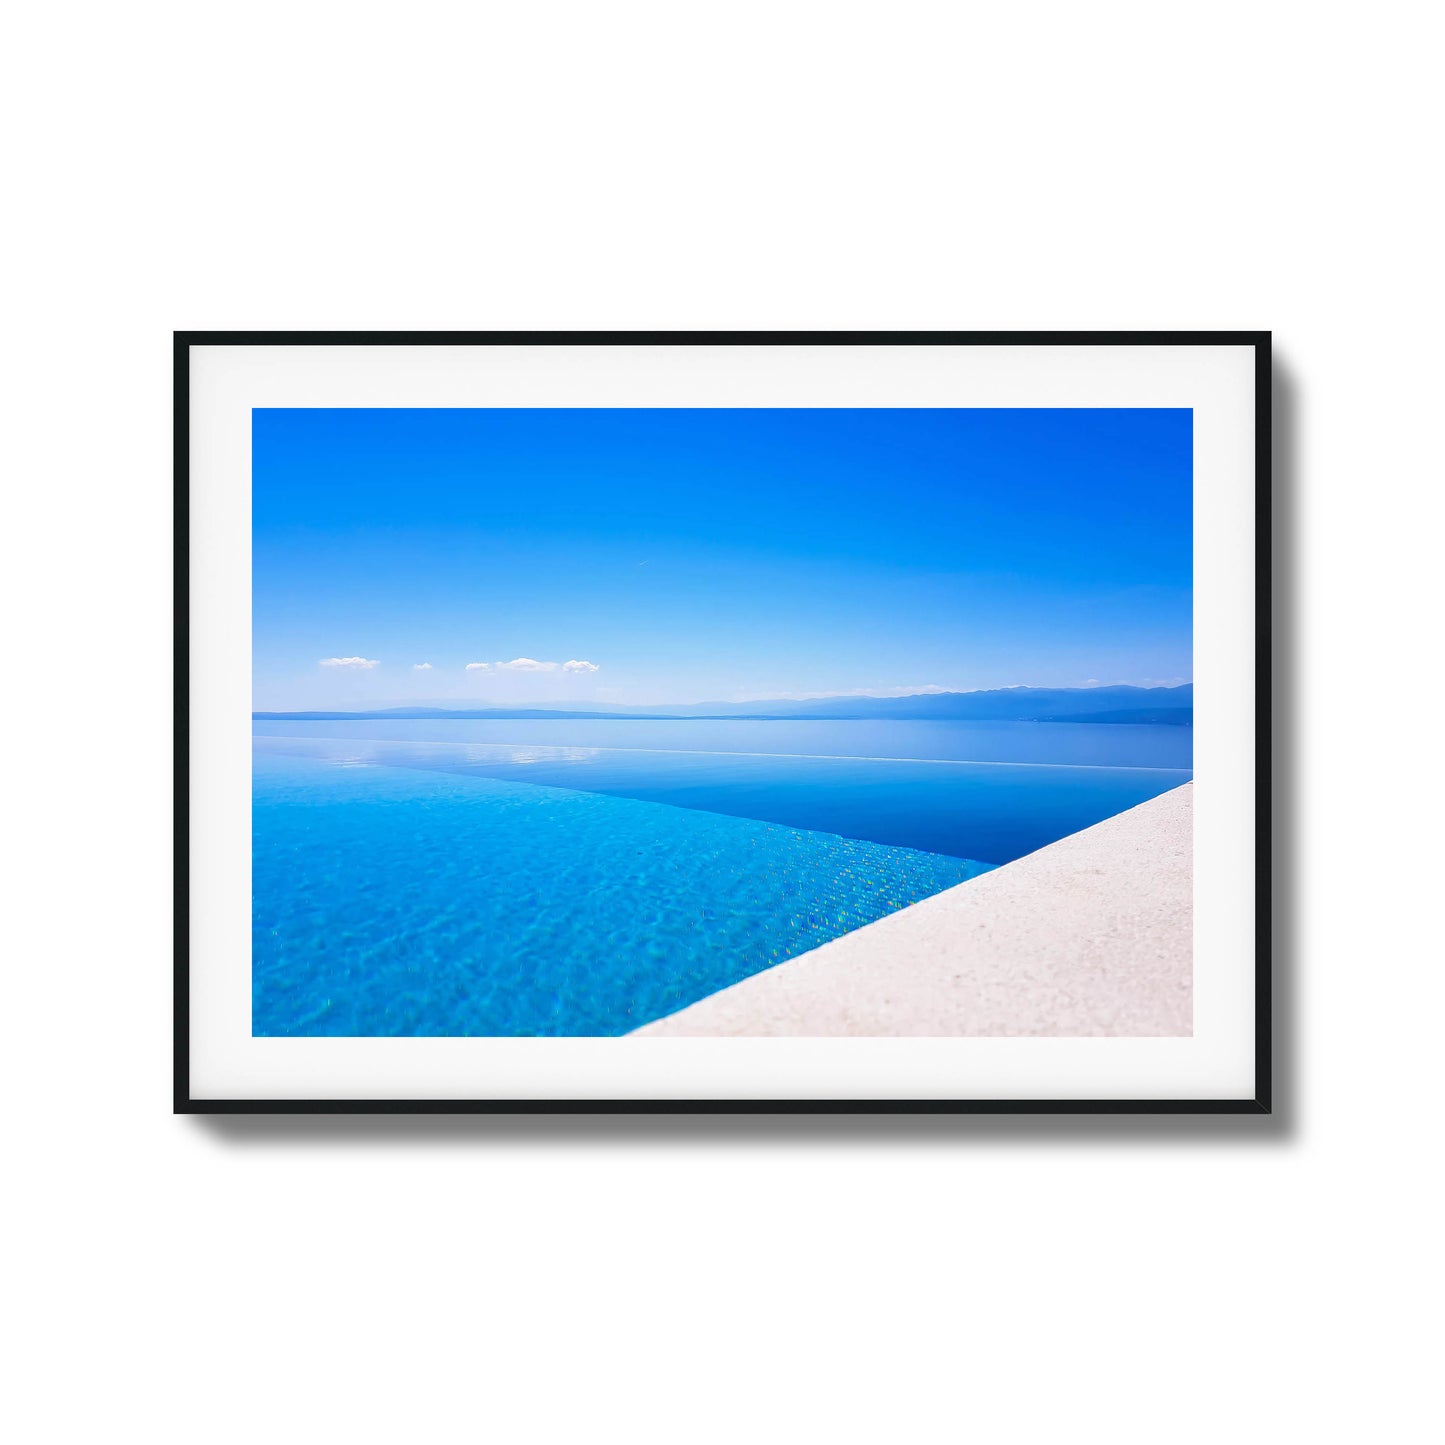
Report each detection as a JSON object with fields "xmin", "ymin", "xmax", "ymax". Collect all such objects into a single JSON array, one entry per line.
[{"xmin": 254, "ymin": 684, "xmax": 1193, "ymax": 725}]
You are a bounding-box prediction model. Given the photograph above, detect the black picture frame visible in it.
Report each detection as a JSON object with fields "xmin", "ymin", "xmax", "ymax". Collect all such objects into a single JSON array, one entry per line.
[{"xmin": 176, "ymin": 330, "xmax": 1271, "ymax": 1115}]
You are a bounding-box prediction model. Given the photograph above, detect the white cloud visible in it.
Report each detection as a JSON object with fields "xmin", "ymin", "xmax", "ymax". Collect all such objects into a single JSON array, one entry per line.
[
  {"xmin": 465, "ymin": 662, "xmax": 491, "ymax": 672},
  {"xmin": 497, "ymin": 658, "xmax": 558, "ymax": 672},
  {"xmin": 413, "ymin": 662, "xmax": 434, "ymax": 671},
  {"xmin": 562, "ymin": 659, "xmax": 600, "ymax": 673},
  {"xmin": 319, "ymin": 656, "xmax": 379, "ymax": 670}
]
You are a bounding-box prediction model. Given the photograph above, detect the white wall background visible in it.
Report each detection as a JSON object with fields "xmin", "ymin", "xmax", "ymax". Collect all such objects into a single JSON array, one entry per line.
[{"xmin": 4, "ymin": 4, "xmax": 1438, "ymax": 1443}]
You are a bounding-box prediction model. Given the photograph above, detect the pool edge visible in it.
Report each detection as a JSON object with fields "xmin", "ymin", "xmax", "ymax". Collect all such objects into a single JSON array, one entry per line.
[{"xmin": 631, "ymin": 783, "xmax": 1193, "ymax": 1038}]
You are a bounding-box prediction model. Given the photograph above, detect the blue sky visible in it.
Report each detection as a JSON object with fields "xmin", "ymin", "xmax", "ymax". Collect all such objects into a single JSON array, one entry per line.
[{"xmin": 253, "ymin": 408, "xmax": 1192, "ymax": 708}]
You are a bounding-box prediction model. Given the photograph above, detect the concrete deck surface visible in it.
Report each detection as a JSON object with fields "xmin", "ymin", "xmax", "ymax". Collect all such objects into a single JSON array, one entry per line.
[{"xmin": 634, "ymin": 782, "xmax": 1192, "ymax": 1037}]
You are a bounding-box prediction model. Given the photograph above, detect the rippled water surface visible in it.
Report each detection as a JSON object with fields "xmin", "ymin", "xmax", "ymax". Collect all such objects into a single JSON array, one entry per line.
[{"xmin": 253, "ymin": 750, "xmax": 994, "ymax": 1037}]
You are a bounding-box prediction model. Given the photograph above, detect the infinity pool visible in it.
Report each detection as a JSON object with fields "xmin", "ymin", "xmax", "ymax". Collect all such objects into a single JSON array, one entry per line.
[{"xmin": 252, "ymin": 721, "xmax": 1190, "ymax": 1036}]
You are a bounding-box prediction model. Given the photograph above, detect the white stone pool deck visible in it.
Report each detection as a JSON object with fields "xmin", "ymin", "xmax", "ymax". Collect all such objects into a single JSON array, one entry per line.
[{"xmin": 634, "ymin": 782, "xmax": 1192, "ymax": 1037}]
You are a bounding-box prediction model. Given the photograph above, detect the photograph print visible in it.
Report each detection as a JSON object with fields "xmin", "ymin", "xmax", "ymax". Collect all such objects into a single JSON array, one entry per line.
[{"xmin": 249, "ymin": 402, "xmax": 1196, "ymax": 1041}]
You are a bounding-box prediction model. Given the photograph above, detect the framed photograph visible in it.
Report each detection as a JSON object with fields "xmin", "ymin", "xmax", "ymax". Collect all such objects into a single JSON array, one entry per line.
[{"xmin": 178, "ymin": 331, "xmax": 1269, "ymax": 1113}]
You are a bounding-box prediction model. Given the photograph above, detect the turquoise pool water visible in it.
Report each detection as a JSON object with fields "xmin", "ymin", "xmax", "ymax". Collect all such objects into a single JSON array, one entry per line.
[
  {"xmin": 253, "ymin": 749, "xmax": 995, "ymax": 1037},
  {"xmin": 253, "ymin": 726, "xmax": 1189, "ymax": 866}
]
